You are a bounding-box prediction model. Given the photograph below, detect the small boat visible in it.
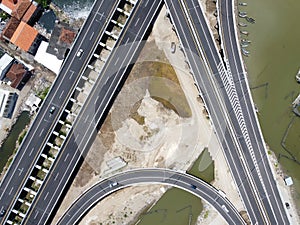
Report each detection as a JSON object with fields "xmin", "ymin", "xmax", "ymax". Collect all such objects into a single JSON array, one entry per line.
[
  {"xmin": 254, "ymin": 104, "xmax": 259, "ymax": 113},
  {"xmin": 238, "ymin": 12, "xmax": 247, "ymax": 18},
  {"xmin": 241, "ymin": 43, "xmax": 249, "ymax": 48},
  {"xmin": 242, "ymin": 39, "xmax": 251, "ymax": 44},
  {"xmin": 296, "ymin": 69, "xmax": 300, "ymax": 83},
  {"xmin": 239, "ymin": 2, "xmax": 247, "ymax": 6},
  {"xmin": 246, "ymin": 17, "xmax": 256, "ymax": 24},
  {"xmin": 242, "ymin": 48, "xmax": 250, "ymax": 56},
  {"xmin": 240, "ymin": 30, "xmax": 249, "ymax": 35},
  {"xmin": 238, "ymin": 22, "xmax": 247, "ymax": 27}
]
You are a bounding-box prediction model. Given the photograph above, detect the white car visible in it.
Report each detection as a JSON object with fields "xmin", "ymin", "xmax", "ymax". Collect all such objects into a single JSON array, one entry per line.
[
  {"xmin": 77, "ymin": 49, "xmax": 84, "ymax": 57},
  {"xmin": 221, "ymin": 205, "xmax": 229, "ymax": 213},
  {"xmin": 109, "ymin": 182, "xmax": 118, "ymax": 188}
]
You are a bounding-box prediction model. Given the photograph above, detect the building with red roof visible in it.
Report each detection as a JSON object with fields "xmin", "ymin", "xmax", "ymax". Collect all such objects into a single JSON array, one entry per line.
[{"xmin": 5, "ymin": 62, "xmax": 31, "ymax": 90}]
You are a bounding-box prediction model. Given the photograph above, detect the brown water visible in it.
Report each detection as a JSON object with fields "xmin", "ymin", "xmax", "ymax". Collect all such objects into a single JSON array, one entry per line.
[
  {"xmin": 0, "ymin": 111, "xmax": 31, "ymax": 174},
  {"xmin": 238, "ymin": 0, "xmax": 300, "ymax": 211}
]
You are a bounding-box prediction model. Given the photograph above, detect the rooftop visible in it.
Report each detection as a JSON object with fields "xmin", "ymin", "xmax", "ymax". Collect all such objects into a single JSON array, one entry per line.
[
  {"xmin": 11, "ymin": 0, "xmax": 31, "ymax": 20},
  {"xmin": 22, "ymin": 2, "xmax": 37, "ymax": 23},
  {"xmin": 0, "ymin": 53, "xmax": 14, "ymax": 71},
  {"xmin": 0, "ymin": 88, "xmax": 18, "ymax": 118},
  {"xmin": 5, "ymin": 63, "xmax": 27, "ymax": 89},
  {"xmin": 2, "ymin": 17, "xmax": 20, "ymax": 40},
  {"xmin": 46, "ymin": 22, "xmax": 77, "ymax": 60},
  {"xmin": 59, "ymin": 27, "xmax": 76, "ymax": 45},
  {"xmin": 34, "ymin": 40, "xmax": 63, "ymax": 74},
  {"xmin": 0, "ymin": 0, "xmax": 18, "ymax": 13},
  {"xmin": 10, "ymin": 21, "xmax": 38, "ymax": 51}
]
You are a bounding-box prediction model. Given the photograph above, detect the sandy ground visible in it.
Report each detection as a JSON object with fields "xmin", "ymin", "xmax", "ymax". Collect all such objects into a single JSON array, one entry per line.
[
  {"xmin": 53, "ymin": 5, "xmax": 244, "ymax": 225},
  {"xmin": 267, "ymin": 149, "xmax": 300, "ymax": 223}
]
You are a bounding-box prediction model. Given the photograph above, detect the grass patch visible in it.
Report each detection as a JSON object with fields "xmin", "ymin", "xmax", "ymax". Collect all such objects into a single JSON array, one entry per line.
[
  {"xmin": 37, "ymin": 86, "xmax": 50, "ymax": 100},
  {"xmin": 137, "ymin": 188, "xmax": 203, "ymax": 225},
  {"xmin": 203, "ymin": 210, "xmax": 209, "ymax": 219},
  {"xmin": 188, "ymin": 148, "xmax": 215, "ymax": 183},
  {"xmin": 18, "ymin": 130, "xmax": 27, "ymax": 145},
  {"xmin": 132, "ymin": 61, "xmax": 192, "ymax": 118},
  {"xmin": 130, "ymin": 100, "xmax": 145, "ymax": 125},
  {"xmin": 20, "ymin": 203, "xmax": 29, "ymax": 214},
  {"xmin": 36, "ymin": 170, "xmax": 46, "ymax": 181}
]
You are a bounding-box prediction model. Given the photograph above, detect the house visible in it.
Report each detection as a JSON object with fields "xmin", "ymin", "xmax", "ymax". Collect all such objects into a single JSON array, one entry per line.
[
  {"xmin": 0, "ymin": 0, "xmax": 18, "ymax": 15},
  {"xmin": 46, "ymin": 22, "xmax": 77, "ymax": 60},
  {"xmin": 0, "ymin": 88, "xmax": 18, "ymax": 118},
  {"xmin": 11, "ymin": 0, "xmax": 31, "ymax": 20},
  {"xmin": 4, "ymin": 62, "xmax": 31, "ymax": 90},
  {"xmin": 0, "ymin": 53, "xmax": 14, "ymax": 80},
  {"xmin": 22, "ymin": 1, "xmax": 41, "ymax": 26},
  {"xmin": 1, "ymin": 17, "xmax": 20, "ymax": 41},
  {"xmin": 25, "ymin": 93, "xmax": 41, "ymax": 112},
  {"xmin": 284, "ymin": 177, "xmax": 293, "ymax": 186},
  {"xmin": 34, "ymin": 40, "xmax": 63, "ymax": 74},
  {"xmin": 1, "ymin": 0, "xmax": 43, "ymax": 54},
  {"xmin": 10, "ymin": 21, "xmax": 39, "ymax": 53}
]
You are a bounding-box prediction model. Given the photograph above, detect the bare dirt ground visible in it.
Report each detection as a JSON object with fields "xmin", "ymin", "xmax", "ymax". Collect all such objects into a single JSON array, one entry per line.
[
  {"xmin": 267, "ymin": 149, "xmax": 300, "ymax": 223},
  {"xmin": 52, "ymin": 5, "xmax": 244, "ymax": 225},
  {"xmin": 201, "ymin": 0, "xmax": 220, "ymax": 50}
]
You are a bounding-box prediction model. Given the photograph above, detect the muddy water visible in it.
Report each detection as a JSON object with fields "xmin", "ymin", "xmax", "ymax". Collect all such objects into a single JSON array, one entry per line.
[
  {"xmin": 237, "ymin": 0, "xmax": 300, "ymax": 210},
  {"xmin": 0, "ymin": 111, "xmax": 31, "ymax": 174}
]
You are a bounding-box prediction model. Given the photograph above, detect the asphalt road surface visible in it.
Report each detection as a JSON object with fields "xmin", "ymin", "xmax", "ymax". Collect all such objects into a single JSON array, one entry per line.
[
  {"xmin": 22, "ymin": 0, "xmax": 163, "ymax": 224},
  {"xmin": 217, "ymin": 0, "xmax": 289, "ymax": 223},
  {"xmin": 57, "ymin": 168, "xmax": 245, "ymax": 225},
  {"xmin": 164, "ymin": 0, "xmax": 288, "ymax": 224},
  {"xmin": 0, "ymin": 0, "xmax": 121, "ymax": 224}
]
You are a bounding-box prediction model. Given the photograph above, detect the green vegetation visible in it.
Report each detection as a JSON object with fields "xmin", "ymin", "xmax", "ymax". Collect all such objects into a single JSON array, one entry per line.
[
  {"xmin": 20, "ymin": 203, "xmax": 29, "ymax": 214},
  {"xmin": 49, "ymin": 148, "xmax": 58, "ymax": 158},
  {"xmin": 42, "ymin": 158, "xmax": 52, "ymax": 169},
  {"xmin": 132, "ymin": 61, "xmax": 192, "ymax": 118},
  {"xmin": 203, "ymin": 210, "xmax": 209, "ymax": 219},
  {"xmin": 37, "ymin": 87, "xmax": 50, "ymax": 100},
  {"xmin": 137, "ymin": 188, "xmax": 203, "ymax": 225},
  {"xmin": 130, "ymin": 100, "xmax": 145, "ymax": 125},
  {"xmin": 18, "ymin": 130, "xmax": 27, "ymax": 145},
  {"xmin": 188, "ymin": 148, "xmax": 215, "ymax": 183},
  {"xmin": 35, "ymin": 0, "xmax": 50, "ymax": 8},
  {"xmin": 14, "ymin": 215, "xmax": 22, "ymax": 224},
  {"xmin": 59, "ymin": 130, "xmax": 67, "ymax": 137},
  {"xmin": 25, "ymin": 193, "xmax": 34, "ymax": 203},
  {"xmin": 0, "ymin": 12, "xmax": 9, "ymax": 21},
  {"xmin": 36, "ymin": 170, "xmax": 46, "ymax": 181},
  {"xmin": 64, "ymin": 120, "xmax": 72, "ymax": 126}
]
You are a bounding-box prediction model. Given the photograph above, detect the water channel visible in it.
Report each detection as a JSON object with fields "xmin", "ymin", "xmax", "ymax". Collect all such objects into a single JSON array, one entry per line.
[{"xmin": 0, "ymin": 111, "xmax": 31, "ymax": 174}]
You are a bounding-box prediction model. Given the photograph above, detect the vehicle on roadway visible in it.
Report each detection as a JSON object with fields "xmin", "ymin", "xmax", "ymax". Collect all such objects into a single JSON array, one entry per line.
[
  {"xmin": 0, "ymin": 209, "xmax": 6, "ymax": 217},
  {"xmin": 190, "ymin": 184, "xmax": 197, "ymax": 189},
  {"xmin": 77, "ymin": 49, "xmax": 84, "ymax": 57},
  {"xmin": 222, "ymin": 205, "xmax": 229, "ymax": 213},
  {"xmin": 49, "ymin": 106, "xmax": 56, "ymax": 114},
  {"xmin": 109, "ymin": 182, "xmax": 118, "ymax": 188}
]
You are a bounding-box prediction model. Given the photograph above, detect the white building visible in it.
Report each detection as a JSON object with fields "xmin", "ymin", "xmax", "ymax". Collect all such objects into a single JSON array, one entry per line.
[
  {"xmin": 34, "ymin": 41, "xmax": 63, "ymax": 75},
  {"xmin": 0, "ymin": 53, "xmax": 14, "ymax": 80},
  {"xmin": 25, "ymin": 93, "xmax": 41, "ymax": 112},
  {"xmin": 284, "ymin": 177, "xmax": 293, "ymax": 186},
  {"xmin": 0, "ymin": 88, "xmax": 18, "ymax": 118}
]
